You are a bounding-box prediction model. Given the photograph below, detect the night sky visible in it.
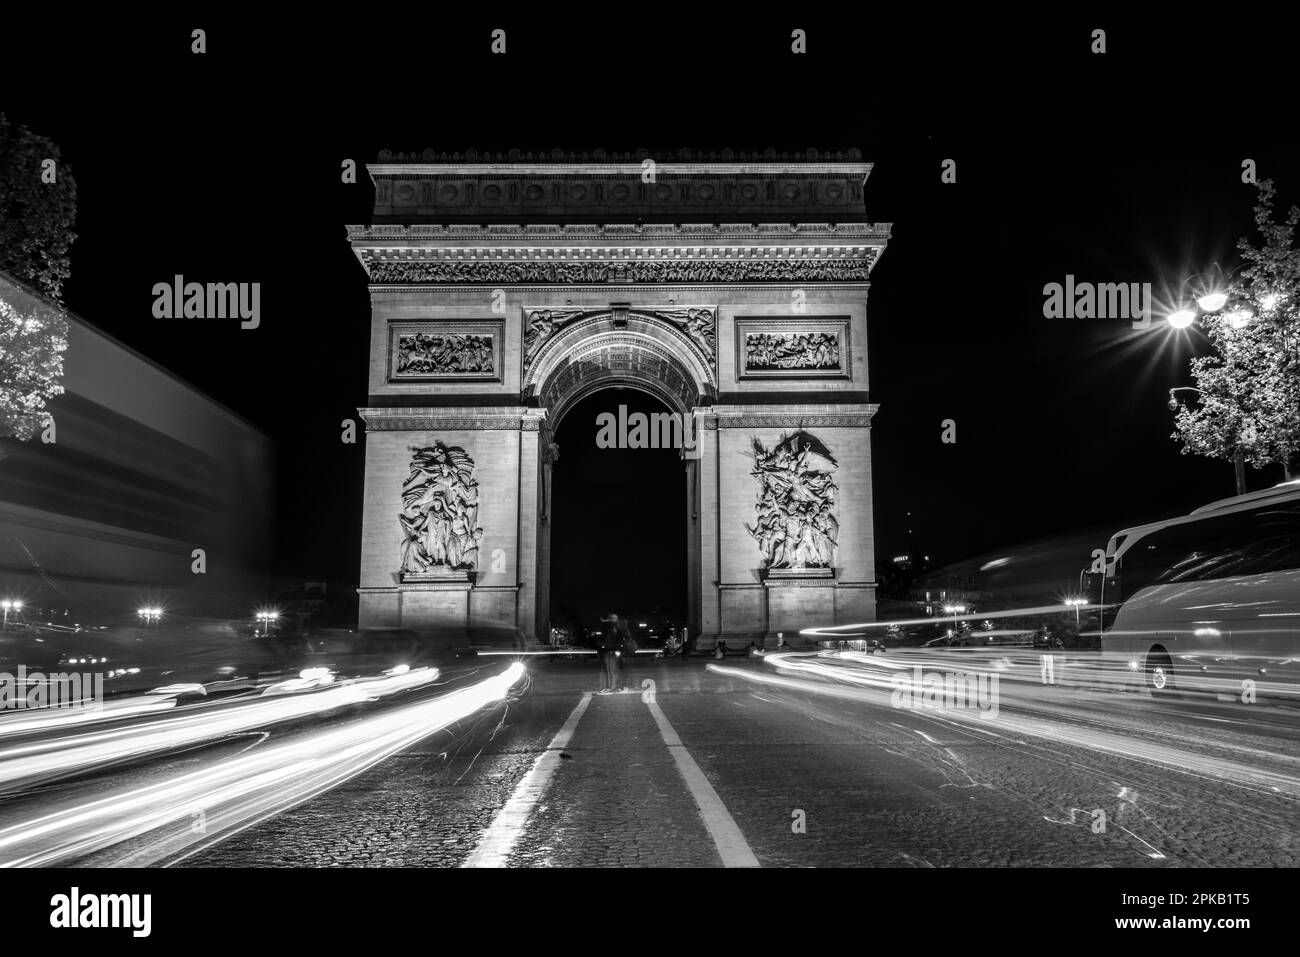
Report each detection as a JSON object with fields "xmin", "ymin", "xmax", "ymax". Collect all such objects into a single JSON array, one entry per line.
[{"xmin": 5, "ymin": 14, "xmax": 1298, "ymax": 619}]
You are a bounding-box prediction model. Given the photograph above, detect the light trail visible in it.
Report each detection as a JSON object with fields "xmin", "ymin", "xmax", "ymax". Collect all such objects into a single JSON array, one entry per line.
[
  {"xmin": 0, "ymin": 695, "xmax": 178, "ymax": 736},
  {"xmin": 713, "ymin": 659, "xmax": 1300, "ymax": 801},
  {"xmin": 0, "ymin": 667, "xmax": 443, "ymax": 790},
  {"xmin": 0, "ymin": 662, "xmax": 527, "ymax": 867},
  {"xmin": 799, "ymin": 603, "xmax": 1105, "ymax": 636}
]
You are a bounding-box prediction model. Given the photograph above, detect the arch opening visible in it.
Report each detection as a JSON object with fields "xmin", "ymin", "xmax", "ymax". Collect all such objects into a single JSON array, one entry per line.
[{"xmin": 548, "ymin": 387, "xmax": 688, "ymax": 647}]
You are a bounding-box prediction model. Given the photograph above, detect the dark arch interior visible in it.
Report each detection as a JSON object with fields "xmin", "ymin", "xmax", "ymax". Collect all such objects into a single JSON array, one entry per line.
[{"xmin": 549, "ymin": 388, "xmax": 687, "ymax": 643}]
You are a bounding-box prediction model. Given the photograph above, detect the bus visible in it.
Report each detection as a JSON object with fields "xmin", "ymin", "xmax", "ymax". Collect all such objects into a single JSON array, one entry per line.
[{"xmin": 1092, "ymin": 480, "xmax": 1300, "ymax": 698}]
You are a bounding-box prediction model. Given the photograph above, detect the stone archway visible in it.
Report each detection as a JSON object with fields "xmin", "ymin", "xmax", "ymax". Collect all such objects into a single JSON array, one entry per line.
[
  {"xmin": 351, "ymin": 152, "xmax": 889, "ymax": 649},
  {"xmin": 523, "ymin": 307, "xmax": 717, "ymax": 641}
]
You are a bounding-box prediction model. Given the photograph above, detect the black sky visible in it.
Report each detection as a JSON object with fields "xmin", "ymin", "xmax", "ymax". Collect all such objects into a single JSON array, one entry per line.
[{"xmin": 4, "ymin": 12, "xmax": 1298, "ymax": 601}]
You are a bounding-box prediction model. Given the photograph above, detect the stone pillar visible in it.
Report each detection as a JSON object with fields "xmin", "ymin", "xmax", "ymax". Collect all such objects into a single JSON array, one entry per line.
[
  {"xmin": 683, "ymin": 455, "xmax": 702, "ymax": 643},
  {"xmin": 536, "ymin": 430, "xmax": 557, "ymax": 643},
  {"xmin": 695, "ymin": 411, "xmax": 721, "ymax": 643},
  {"xmin": 516, "ymin": 414, "xmax": 543, "ymax": 643}
]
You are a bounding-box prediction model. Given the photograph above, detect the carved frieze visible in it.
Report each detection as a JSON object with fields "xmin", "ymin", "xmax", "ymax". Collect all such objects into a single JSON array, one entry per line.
[
  {"xmin": 735, "ymin": 317, "xmax": 850, "ymax": 379},
  {"xmin": 367, "ymin": 258, "xmax": 876, "ymax": 285},
  {"xmin": 388, "ymin": 322, "xmax": 502, "ymax": 381}
]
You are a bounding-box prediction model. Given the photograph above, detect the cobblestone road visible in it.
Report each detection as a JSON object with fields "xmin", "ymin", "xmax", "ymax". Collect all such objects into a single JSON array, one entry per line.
[{"xmin": 178, "ymin": 653, "xmax": 1300, "ymax": 868}]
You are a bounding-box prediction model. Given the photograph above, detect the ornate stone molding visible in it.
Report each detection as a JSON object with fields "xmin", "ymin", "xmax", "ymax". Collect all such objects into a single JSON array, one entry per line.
[
  {"xmin": 525, "ymin": 306, "xmax": 716, "ymax": 373},
  {"xmin": 358, "ymin": 407, "xmax": 543, "ymax": 432},
  {"xmin": 348, "ymin": 222, "xmax": 889, "ymax": 241},
  {"xmin": 373, "ymin": 147, "xmax": 866, "ymax": 164},
  {"xmin": 711, "ymin": 404, "xmax": 879, "ymax": 429},
  {"xmin": 365, "ymin": 155, "xmax": 879, "ymax": 224},
  {"xmin": 365, "ymin": 258, "xmax": 878, "ymax": 285}
]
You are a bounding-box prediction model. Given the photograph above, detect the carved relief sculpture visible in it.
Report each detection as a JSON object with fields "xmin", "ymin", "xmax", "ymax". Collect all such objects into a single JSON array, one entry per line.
[
  {"xmin": 654, "ymin": 308, "xmax": 716, "ymax": 361},
  {"xmin": 396, "ymin": 333, "xmax": 495, "ymax": 375},
  {"xmin": 746, "ymin": 432, "xmax": 839, "ymax": 570},
  {"xmin": 524, "ymin": 309, "xmax": 583, "ymax": 364},
  {"xmin": 399, "ymin": 442, "xmax": 484, "ymax": 573},
  {"xmin": 745, "ymin": 332, "xmax": 840, "ymax": 371}
]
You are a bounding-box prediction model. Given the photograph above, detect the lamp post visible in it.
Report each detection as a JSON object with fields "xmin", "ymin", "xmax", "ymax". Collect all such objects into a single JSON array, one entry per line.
[
  {"xmin": 255, "ymin": 610, "xmax": 280, "ymax": 638},
  {"xmin": 137, "ymin": 607, "xmax": 162, "ymax": 627},
  {"xmin": 1065, "ymin": 596, "xmax": 1086, "ymax": 630},
  {"xmin": 1, "ymin": 599, "xmax": 21, "ymax": 632}
]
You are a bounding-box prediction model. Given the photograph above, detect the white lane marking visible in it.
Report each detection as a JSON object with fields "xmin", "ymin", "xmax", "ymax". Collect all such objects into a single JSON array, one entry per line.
[
  {"xmin": 462, "ymin": 693, "xmax": 592, "ymax": 868},
  {"xmin": 645, "ymin": 699, "xmax": 760, "ymax": 868}
]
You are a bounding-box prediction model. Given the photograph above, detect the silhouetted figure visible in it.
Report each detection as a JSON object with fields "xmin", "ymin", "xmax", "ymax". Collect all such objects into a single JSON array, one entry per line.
[
  {"xmin": 618, "ymin": 616, "xmax": 637, "ymax": 691},
  {"xmin": 597, "ymin": 613, "xmax": 624, "ymax": 693}
]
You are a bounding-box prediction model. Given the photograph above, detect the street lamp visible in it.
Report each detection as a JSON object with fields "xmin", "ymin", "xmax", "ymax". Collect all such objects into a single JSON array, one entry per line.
[
  {"xmin": 255, "ymin": 610, "xmax": 280, "ymax": 637},
  {"xmin": 1065, "ymin": 596, "xmax": 1086, "ymax": 629},
  {"xmin": 1167, "ymin": 386, "xmax": 1203, "ymax": 412},
  {"xmin": 137, "ymin": 606, "xmax": 162, "ymax": 626},
  {"xmin": 2, "ymin": 599, "xmax": 22, "ymax": 631},
  {"xmin": 1197, "ymin": 291, "xmax": 1228, "ymax": 313}
]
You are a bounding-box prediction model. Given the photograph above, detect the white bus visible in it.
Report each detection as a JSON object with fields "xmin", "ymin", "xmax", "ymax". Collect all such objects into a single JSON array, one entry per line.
[{"xmin": 1095, "ymin": 481, "xmax": 1300, "ymax": 698}]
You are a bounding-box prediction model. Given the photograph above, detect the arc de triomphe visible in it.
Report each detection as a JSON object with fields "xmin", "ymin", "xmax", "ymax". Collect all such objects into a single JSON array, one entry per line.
[{"xmin": 349, "ymin": 149, "xmax": 889, "ymax": 646}]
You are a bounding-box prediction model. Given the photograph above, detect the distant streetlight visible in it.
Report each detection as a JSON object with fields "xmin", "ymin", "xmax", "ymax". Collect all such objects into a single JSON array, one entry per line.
[
  {"xmin": 137, "ymin": 606, "xmax": 163, "ymax": 625},
  {"xmin": 1065, "ymin": 596, "xmax": 1086, "ymax": 629},
  {"xmin": 2, "ymin": 599, "xmax": 22, "ymax": 631},
  {"xmin": 255, "ymin": 610, "xmax": 280, "ymax": 637}
]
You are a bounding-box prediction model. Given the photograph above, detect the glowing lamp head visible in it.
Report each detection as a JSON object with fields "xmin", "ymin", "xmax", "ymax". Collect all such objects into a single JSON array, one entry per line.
[
  {"xmin": 1226, "ymin": 309, "xmax": 1252, "ymax": 329},
  {"xmin": 1167, "ymin": 309, "xmax": 1196, "ymax": 329},
  {"xmin": 1196, "ymin": 291, "xmax": 1228, "ymax": 313},
  {"xmin": 1262, "ymin": 293, "xmax": 1281, "ymax": 311}
]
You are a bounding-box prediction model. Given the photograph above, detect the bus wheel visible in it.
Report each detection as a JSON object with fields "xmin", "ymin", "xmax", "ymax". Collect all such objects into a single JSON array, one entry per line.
[{"xmin": 1145, "ymin": 649, "xmax": 1176, "ymax": 697}]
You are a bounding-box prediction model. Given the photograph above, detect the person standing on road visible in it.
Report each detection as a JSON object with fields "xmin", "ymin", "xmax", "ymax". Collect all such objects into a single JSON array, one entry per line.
[
  {"xmin": 617, "ymin": 615, "xmax": 637, "ymax": 692},
  {"xmin": 597, "ymin": 613, "xmax": 622, "ymax": 694}
]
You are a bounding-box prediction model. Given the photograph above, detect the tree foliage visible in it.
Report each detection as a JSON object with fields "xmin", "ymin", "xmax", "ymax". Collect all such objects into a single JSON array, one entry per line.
[
  {"xmin": 0, "ymin": 114, "xmax": 75, "ymax": 440},
  {"xmin": 0, "ymin": 296, "xmax": 68, "ymax": 440},
  {"xmin": 1173, "ymin": 180, "xmax": 1300, "ymax": 478},
  {"xmin": 0, "ymin": 113, "xmax": 78, "ymax": 304}
]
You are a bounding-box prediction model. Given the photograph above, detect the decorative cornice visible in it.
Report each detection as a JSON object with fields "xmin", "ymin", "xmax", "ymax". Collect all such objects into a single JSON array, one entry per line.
[
  {"xmin": 707, "ymin": 403, "xmax": 880, "ymax": 428},
  {"xmin": 374, "ymin": 148, "xmax": 865, "ymax": 164},
  {"xmin": 716, "ymin": 414, "xmax": 877, "ymax": 428},
  {"xmin": 358, "ymin": 407, "xmax": 545, "ymax": 432},
  {"xmin": 348, "ymin": 222, "xmax": 889, "ymax": 241},
  {"xmin": 364, "ymin": 258, "xmax": 879, "ymax": 285}
]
